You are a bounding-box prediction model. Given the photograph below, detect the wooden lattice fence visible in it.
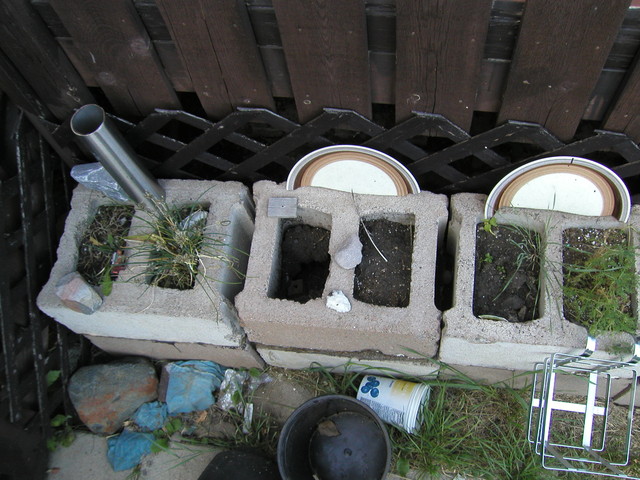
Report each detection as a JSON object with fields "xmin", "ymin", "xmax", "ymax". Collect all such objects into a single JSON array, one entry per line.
[{"xmin": 44, "ymin": 107, "xmax": 640, "ymax": 201}]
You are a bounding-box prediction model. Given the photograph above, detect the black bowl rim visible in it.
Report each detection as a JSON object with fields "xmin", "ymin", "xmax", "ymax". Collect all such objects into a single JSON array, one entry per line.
[{"xmin": 277, "ymin": 394, "xmax": 392, "ymax": 480}]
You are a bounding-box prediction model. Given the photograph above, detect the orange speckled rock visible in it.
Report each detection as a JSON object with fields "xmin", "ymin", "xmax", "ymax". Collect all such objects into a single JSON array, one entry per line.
[{"xmin": 69, "ymin": 358, "xmax": 158, "ymax": 434}]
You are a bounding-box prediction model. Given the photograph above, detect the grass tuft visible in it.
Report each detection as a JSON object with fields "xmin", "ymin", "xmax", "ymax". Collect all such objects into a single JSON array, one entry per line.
[
  {"xmin": 562, "ymin": 228, "xmax": 638, "ymax": 335},
  {"xmin": 126, "ymin": 199, "xmax": 247, "ymax": 302}
]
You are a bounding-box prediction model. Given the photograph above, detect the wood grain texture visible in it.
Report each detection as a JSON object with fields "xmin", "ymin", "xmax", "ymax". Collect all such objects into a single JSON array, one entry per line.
[
  {"xmin": 604, "ymin": 53, "xmax": 640, "ymax": 142},
  {"xmin": 395, "ymin": 0, "xmax": 492, "ymax": 130},
  {"xmin": 156, "ymin": 0, "xmax": 274, "ymax": 119},
  {"xmin": 273, "ymin": 0, "xmax": 371, "ymax": 122},
  {"xmin": 50, "ymin": 0, "xmax": 180, "ymax": 117},
  {"xmin": 0, "ymin": 0, "xmax": 92, "ymax": 120},
  {"xmin": 200, "ymin": 0, "xmax": 275, "ymax": 111},
  {"xmin": 497, "ymin": 0, "xmax": 630, "ymax": 141}
]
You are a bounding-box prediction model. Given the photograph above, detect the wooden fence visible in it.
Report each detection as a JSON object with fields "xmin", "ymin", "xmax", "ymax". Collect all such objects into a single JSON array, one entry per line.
[{"xmin": 2, "ymin": 0, "xmax": 640, "ymax": 143}]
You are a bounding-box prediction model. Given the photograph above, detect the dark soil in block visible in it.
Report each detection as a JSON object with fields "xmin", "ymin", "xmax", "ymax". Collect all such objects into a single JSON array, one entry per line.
[
  {"xmin": 77, "ymin": 205, "xmax": 134, "ymax": 286},
  {"xmin": 277, "ymin": 224, "xmax": 330, "ymax": 303},
  {"xmin": 354, "ymin": 218, "xmax": 413, "ymax": 307},
  {"xmin": 473, "ymin": 224, "xmax": 540, "ymax": 322}
]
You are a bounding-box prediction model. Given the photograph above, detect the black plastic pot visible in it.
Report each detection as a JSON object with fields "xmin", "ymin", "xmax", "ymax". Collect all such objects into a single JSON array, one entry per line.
[{"xmin": 277, "ymin": 395, "xmax": 391, "ymax": 480}]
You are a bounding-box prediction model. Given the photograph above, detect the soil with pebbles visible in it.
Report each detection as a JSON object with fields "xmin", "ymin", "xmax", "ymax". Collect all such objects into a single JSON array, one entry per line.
[
  {"xmin": 277, "ymin": 220, "xmax": 413, "ymax": 308},
  {"xmin": 473, "ymin": 224, "xmax": 541, "ymax": 322},
  {"xmin": 354, "ymin": 219, "xmax": 413, "ymax": 308}
]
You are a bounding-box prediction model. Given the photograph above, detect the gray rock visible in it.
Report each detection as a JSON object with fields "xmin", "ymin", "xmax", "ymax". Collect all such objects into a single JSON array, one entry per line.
[
  {"xmin": 334, "ymin": 233, "xmax": 363, "ymax": 269},
  {"xmin": 55, "ymin": 272, "xmax": 103, "ymax": 314},
  {"xmin": 69, "ymin": 358, "xmax": 158, "ymax": 434}
]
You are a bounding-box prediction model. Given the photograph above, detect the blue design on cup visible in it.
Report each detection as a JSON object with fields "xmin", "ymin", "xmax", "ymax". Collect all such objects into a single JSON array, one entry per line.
[{"xmin": 361, "ymin": 376, "xmax": 383, "ymax": 397}]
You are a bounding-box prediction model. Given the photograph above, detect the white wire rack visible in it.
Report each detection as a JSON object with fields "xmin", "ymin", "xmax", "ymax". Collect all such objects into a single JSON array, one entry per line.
[{"xmin": 528, "ymin": 336, "xmax": 640, "ymax": 478}]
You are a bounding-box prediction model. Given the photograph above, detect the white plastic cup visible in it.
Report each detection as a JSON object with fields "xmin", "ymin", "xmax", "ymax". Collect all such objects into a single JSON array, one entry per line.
[{"xmin": 356, "ymin": 375, "xmax": 430, "ymax": 434}]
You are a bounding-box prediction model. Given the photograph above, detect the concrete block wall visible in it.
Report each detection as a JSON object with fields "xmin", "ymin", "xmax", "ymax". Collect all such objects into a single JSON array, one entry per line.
[
  {"xmin": 37, "ymin": 180, "xmax": 640, "ymax": 380},
  {"xmin": 37, "ymin": 180, "xmax": 261, "ymax": 368},
  {"xmin": 441, "ymin": 193, "xmax": 640, "ymax": 372},
  {"xmin": 85, "ymin": 335, "xmax": 264, "ymax": 369},
  {"xmin": 235, "ymin": 181, "xmax": 448, "ymax": 371},
  {"xmin": 256, "ymin": 345, "xmax": 438, "ymax": 377}
]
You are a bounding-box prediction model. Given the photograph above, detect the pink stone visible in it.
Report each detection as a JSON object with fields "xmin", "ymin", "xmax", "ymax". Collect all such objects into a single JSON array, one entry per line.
[{"xmin": 55, "ymin": 272, "xmax": 103, "ymax": 314}]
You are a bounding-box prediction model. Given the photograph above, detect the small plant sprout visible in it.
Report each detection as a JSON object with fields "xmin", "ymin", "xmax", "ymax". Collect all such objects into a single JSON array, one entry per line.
[
  {"xmin": 481, "ymin": 216, "xmax": 498, "ymax": 236},
  {"xmin": 47, "ymin": 414, "xmax": 75, "ymax": 451},
  {"xmin": 482, "ymin": 252, "xmax": 493, "ymax": 264}
]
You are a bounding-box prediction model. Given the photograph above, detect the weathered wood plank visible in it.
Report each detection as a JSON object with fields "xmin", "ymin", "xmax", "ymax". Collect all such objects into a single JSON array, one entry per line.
[
  {"xmin": 604, "ymin": 53, "xmax": 640, "ymax": 142},
  {"xmin": 156, "ymin": 0, "xmax": 274, "ymax": 119},
  {"xmin": 258, "ymin": 46, "xmax": 293, "ymax": 98},
  {"xmin": 497, "ymin": 0, "xmax": 629, "ymax": 141},
  {"xmin": 0, "ymin": 51, "xmax": 50, "ymax": 120},
  {"xmin": 155, "ymin": 0, "xmax": 229, "ymax": 118},
  {"xmin": 272, "ymin": 0, "xmax": 371, "ymax": 122},
  {"xmin": 395, "ymin": 0, "xmax": 492, "ymax": 130},
  {"xmin": 50, "ymin": 0, "xmax": 180, "ymax": 117},
  {"xmin": 201, "ymin": 0, "xmax": 274, "ymax": 111},
  {"xmin": 0, "ymin": 1, "xmax": 92, "ymax": 120},
  {"xmin": 153, "ymin": 41, "xmax": 193, "ymax": 93}
]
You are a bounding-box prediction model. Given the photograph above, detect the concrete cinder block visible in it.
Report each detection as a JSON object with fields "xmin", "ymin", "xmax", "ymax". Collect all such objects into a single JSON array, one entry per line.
[
  {"xmin": 256, "ymin": 345, "xmax": 439, "ymax": 377},
  {"xmin": 440, "ymin": 363, "xmax": 533, "ymax": 389},
  {"xmin": 236, "ymin": 181, "xmax": 448, "ymax": 359},
  {"xmin": 441, "ymin": 193, "xmax": 640, "ymax": 372},
  {"xmin": 37, "ymin": 180, "xmax": 254, "ymax": 349},
  {"xmin": 85, "ymin": 335, "xmax": 264, "ymax": 369}
]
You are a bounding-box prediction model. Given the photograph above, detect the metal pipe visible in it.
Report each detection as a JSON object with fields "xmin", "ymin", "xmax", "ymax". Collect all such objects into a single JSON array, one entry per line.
[{"xmin": 70, "ymin": 104, "xmax": 164, "ymax": 209}]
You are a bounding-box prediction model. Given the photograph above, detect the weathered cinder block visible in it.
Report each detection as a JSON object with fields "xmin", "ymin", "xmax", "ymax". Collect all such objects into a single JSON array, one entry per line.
[
  {"xmin": 236, "ymin": 181, "xmax": 448, "ymax": 359},
  {"xmin": 37, "ymin": 180, "xmax": 257, "ymax": 366},
  {"xmin": 256, "ymin": 345, "xmax": 438, "ymax": 377},
  {"xmin": 85, "ymin": 335, "xmax": 264, "ymax": 369},
  {"xmin": 441, "ymin": 193, "xmax": 640, "ymax": 372}
]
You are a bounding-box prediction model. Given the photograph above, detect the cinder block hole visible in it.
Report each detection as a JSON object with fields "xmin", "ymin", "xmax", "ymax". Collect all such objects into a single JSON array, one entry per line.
[
  {"xmin": 354, "ymin": 214, "xmax": 414, "ymax": 307},
  {"xmin": 144, "ymin": 204, "xmax": 210, "ymax": 290},
  {"xmin": 473, "ymin": 223, "xmax": 541, "ymax": 322},
  {"xmin": 272, "ymin": 211, "xmax": 331, "ymax": 303},
  {"xmin": 563, "ymin": 228, "xmax": 635, "ymax": 333},
  {"xmin": 214, "ymin": 206, "xmax": 253, "ymax": 301},
  {"xmin": 435, "ymin": 223, "xmax": 454, "ymax": 311},
  {"xmin": 76, "ymin": 205, "xmax": 134, "ymax": 286}
]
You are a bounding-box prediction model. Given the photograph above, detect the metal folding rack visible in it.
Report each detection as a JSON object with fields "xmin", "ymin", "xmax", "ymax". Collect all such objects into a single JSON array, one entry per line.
[{"xmin": 528, "ymin": 336, "xmax": 640, "ymax": 478}]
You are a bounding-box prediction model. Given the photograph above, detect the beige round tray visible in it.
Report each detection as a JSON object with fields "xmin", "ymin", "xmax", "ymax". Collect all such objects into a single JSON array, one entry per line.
[
  {"xmin": 484, "ymin": 156, "xmax": 631, "ymax": 221},
  {"xmin": 287, "ymin": 145, "xmax": 420, "ymax": 196}
]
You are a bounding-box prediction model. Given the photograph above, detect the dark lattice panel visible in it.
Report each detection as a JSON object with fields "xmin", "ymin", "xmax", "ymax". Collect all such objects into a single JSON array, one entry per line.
[{"xmin": 49, "ymin": 107, "xmax": 640, "ymax": 201}]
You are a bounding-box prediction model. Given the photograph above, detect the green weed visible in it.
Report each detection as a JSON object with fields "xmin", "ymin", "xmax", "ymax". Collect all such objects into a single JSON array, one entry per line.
[
  {"xmin": 481, "ymin": 217, "xmax": 498, "ymax": 236},
  {"xmin": 562, "ymin": 228, "xmax": 638, "ymax": 335},
  {"xmin": 127, "ymin": 199, "xmax": 246, "ymax": 304},
  {"xmin": 47, "ymin": 414, "xmax": 75, "ymax": 451}
]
